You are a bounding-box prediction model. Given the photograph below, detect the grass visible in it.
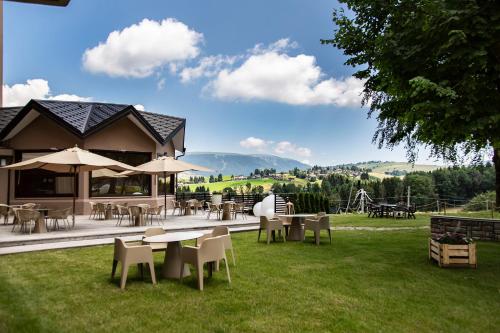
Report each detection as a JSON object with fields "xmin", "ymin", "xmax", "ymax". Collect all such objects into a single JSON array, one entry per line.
[
  {"xmin": 1, "ymin": 220, "xmax": 499, "ymax": 332},
  {"xmin": 331, "ymin": 213, "xmax": 431, "ymax": 228}
]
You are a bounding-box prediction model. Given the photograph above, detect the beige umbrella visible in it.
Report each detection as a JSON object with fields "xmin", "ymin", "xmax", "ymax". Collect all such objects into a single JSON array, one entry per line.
[
  {"xmin": 2, "ymin": 146, "xmax": 137, "ymax": 225},
  {"xmin": 122, "ymin": 156, "xmax": 212, "ymax": 218},
  {"xmin": 91, "ymin": 168, "xmax": 128, "ymax": 178}
]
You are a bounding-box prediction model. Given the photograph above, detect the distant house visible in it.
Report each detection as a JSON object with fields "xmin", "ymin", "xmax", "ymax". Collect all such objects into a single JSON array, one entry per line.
[
  {"xmin": 0, "ymin": 99, "xmax": 186, "ymax": 213},
  {"xmin": 233, "ymin": 175, "xmax": 247, "ymax": 181}
]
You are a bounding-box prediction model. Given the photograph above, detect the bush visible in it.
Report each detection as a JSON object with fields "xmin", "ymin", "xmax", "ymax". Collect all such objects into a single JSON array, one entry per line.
[{"xmin": 463, "ymin": 191, "xmax": 496, "ymax": 211}]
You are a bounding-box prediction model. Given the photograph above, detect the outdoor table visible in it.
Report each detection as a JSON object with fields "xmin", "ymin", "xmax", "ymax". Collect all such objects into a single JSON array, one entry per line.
[
  {"xmin": 104, "ymin": 204, "xmax": 113, "ymax": 220},
  {"xmin": 33, "ymin": 208, "xmax": 52, "ymax": 233},
  {"xmin": 129, "ymin": 206, "xmax": 146, "ymax": 226},
  {"xmin": 143, "ymin": 231, "xmax": 204, "ymax": 279},
  {"xmin": 278, "ymin": 214, "xmax": 316, "ymax": 241},
  {"xmin": 184, "ymin": 202, "xmax": 193, "ymax": 216},
  {"xmin": 379, "ymin": 204, "xmax": 397, "ymax": 217},
  {"xmin": 222, "ymin": 202, "xmax": 234, "ymax": 220}
]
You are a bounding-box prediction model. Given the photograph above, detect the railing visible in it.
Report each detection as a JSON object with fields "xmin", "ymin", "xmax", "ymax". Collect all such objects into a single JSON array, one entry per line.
[{"xmin": 175, "ymin": 192, "xmax": 330, "ymax": 214}]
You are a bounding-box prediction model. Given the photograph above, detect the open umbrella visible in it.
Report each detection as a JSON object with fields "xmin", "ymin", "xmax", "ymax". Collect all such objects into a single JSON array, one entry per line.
[
  {"xmin": 122, "ymin": 156, "xmax": 212, "ymax": 218},
  {"xmin": 91, "ymin": 168, "xmax": 128, "ymax": 178},
  {"xmin": 2, "ymin": 146, "xmax": 137, "ymax": 226}
]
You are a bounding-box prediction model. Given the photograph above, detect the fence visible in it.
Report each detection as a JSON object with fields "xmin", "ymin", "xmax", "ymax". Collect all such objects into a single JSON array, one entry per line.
[{"xmin": 175, "ymin": 192, "xmax": 329, "ymax": 214}]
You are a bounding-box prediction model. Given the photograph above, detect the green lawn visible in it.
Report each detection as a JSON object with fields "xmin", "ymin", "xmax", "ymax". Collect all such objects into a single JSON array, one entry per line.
[{"xmin": 1, "ymin": 224, "xmax": 499, "ymax": 332}]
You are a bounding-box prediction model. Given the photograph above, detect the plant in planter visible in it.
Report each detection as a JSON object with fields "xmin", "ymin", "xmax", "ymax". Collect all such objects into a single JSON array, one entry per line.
[{"xmin": 429, "ymin": 232, "xmax": 477, "ymax": 268}]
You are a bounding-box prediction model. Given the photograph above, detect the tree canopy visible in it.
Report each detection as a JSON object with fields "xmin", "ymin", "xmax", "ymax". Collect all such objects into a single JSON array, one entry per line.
[{"xmin": 322, "ymin": 0, "xmax": 500, "ymax": 207}]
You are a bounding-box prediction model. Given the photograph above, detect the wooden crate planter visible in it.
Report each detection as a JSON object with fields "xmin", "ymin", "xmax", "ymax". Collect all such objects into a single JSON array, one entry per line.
[{"xmin": 428, "ymin": 238, "xmax": 477, "ymax": 268}]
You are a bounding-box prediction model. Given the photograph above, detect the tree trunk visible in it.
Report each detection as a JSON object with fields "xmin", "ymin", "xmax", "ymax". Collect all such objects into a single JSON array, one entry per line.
[{"xmin": 494, "ymin": 147, "xmax": 500, "ymax": 211}]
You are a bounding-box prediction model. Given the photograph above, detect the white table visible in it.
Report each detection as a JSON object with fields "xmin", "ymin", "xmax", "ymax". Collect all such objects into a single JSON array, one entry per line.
[
  {"xmin": 143, "ymin": 231, "xmax": 204, "ymax": 279},
  {"xmin": 278, "ymin": 214, "xmax": 316, "ymax": 241}
]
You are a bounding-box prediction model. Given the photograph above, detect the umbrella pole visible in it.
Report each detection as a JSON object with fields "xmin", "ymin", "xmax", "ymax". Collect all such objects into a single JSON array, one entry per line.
[
  {"xmin": 164, "ymin": 172, "xmax": 167, "ymax": 219},
  {"xmin": 72, "ymin": 166, "xmax": 76, "ymax": 228}
]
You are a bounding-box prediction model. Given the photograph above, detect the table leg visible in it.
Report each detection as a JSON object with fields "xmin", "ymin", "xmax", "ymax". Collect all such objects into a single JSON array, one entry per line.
[
  {"xmin": 287, "ymin": 217, "xmax": 304, "ymax": 241},
  {"xmin": 185, "ymin": 206, "xmax": 192, "ymax": 216},
  {"xmin": 134, "ymin": 214, "xmax": 145, "ymax": 226},
  {"xmin": 105, "ymin": 208, "xmax": 113, "ymax": 220},
  {"xmin": 33, "ymin": 216, "xmax": 47, "ymax": 233},
  {"xmin": 161, "ymin": 241, "xmax": 191, "ymax": 279}
]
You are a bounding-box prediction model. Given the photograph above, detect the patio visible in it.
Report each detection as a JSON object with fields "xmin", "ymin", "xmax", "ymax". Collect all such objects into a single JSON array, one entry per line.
[{"xmin": 0, "ymin": 213, "xmax": 259, "ymax": 254}]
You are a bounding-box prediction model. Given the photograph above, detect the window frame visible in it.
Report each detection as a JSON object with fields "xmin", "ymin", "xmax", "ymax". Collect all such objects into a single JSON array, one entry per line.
[
  {"xmin": 14, "ymin": 149, "xmax": 78, "ymax": 198},
  {"xmin": 88, "ymin": 149, "xmax": 153, "ymax": 198}
]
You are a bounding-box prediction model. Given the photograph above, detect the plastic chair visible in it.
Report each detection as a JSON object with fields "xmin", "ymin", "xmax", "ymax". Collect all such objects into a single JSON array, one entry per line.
[
  {"xmin": 111, "ymin": 238, "xmax": 156, "ymax": 289},
  {"xmin": 142, "ymin": 227, "xmax": 167, "ymax": 252},
  {"xmin": 304, "ymin": 215, "xmax": 332, "ymax": 245},
  {"xmin": 196, "ymin": 226, "xmax": 236, "ymax": 266},
  {"xmin": 180, "ymin": 236, "xmax": 231, "ymax": 291},
  {"xmin": 258, "ymin": 216, "xmax": 286, "ymax": 244}
]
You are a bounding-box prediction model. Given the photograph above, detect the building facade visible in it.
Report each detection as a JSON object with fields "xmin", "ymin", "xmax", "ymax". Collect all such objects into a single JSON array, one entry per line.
[{"xmin": 0, "ymin": 99, "xmax": 186, "ymax": 214}]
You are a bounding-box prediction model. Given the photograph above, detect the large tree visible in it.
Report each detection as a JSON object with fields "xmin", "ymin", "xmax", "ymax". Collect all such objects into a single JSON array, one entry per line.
[{"xmin": 322, "ymin": 0, "xmax": 500, "ymax": 209}]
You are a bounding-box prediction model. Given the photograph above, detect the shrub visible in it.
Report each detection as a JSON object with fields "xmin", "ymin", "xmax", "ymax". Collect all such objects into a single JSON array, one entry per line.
[{"xmin": 463, "ymin": 191, "xmax": 496, "ymax": 211}]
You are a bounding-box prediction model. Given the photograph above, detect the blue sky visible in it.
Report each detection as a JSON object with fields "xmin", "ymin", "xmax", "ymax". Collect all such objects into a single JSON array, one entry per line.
[{"xmin": 3, "ymin": 0, "xmax": 436, "ymax": 166}]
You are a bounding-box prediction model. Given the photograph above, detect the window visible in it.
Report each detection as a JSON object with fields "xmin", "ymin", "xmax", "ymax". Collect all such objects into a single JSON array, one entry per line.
[
  {"xmin": 15, "ymin": 151, "xmax": 75, "ymax": 197},
  {"xmin": 158, "ymin": 174, "xmax": 174, "ymax": 195},
  {"xmin": 90, "ymin": 150, "xmax": 152, "ymax": 197}
]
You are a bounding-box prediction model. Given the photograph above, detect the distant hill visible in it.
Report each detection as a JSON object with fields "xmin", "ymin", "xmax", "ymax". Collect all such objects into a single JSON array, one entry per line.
[{"xmin": 180, "ymin": 152, "xmax": 309, "ymax": 176}]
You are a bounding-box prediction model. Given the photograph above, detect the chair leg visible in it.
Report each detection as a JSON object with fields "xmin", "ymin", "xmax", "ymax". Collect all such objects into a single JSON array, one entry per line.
[
  {"xmin": 179, "ymin": 262, "xmax": 185, "ymax": 282},
  {"xmin": 196, "ymin": 264, "xmax": 204, "ymax": 291},
  {"xmin": 148, "ymin": 261, "xmax": 157, "ymax": 285},
  {"xmin": 328, "ymin": 229, "xmax": 332, "ymax": 244},
  {"xmin": 120, "ymin": 264, "xmax": 129, "ymax": 289},
  {"xmin": 111, "ymin": 259, "xmax": 118, "ymax": 279},
  {"xmin": 257, "ymin": 229, "xmax": 261, "ymax": 242},
  {"xmin": 231, "ymin": 248, "xmax": 236, "ymax": 266},
  {"xmin": 224, "ymin": 257, "xmax": 231, "ymax": 284},
  {"xmin": 267, "ymin": 230, "xmax": 271, "ymax": 244},
  {"xmin": 315, "ymin": 231, "xmax": 320, "ymax": 245}
]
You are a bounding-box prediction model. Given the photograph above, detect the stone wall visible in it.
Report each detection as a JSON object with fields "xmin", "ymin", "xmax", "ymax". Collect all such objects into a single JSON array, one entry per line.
[{"xmin": 431, "ymin": 215, "xmax": 500, "ymax": 241}]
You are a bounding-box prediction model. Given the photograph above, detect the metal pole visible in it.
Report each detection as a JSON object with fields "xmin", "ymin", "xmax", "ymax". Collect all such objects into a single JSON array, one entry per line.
[
  {"xmin": 72, "ymin": 166, "xmax": 76, "ymax": 227},
  {"xmin": 407, "ymin": 186, "xmax": 411, "ymax": 207},
  {"xmin": 163, "ymin": 171, "xmax": 167, "ymax": 219}
]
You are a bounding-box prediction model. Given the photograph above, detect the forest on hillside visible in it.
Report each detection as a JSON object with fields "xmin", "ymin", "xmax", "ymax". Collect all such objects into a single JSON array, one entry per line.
[{"xmin": 271, "ymin": 164, "xmax": 495, "ymax": 211}]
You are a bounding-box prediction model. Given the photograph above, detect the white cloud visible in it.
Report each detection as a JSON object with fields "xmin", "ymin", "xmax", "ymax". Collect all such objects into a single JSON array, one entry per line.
[
  {"xmin": 180, "ymin": 55, "xmax": 238, "ymax": 83},
  {"xmin": 3, "ymin": 79, "xmax": 91, "ymax": 107},
  {"xmin": 157, "ymin": 78, "xmax": 166, "ymax": 90},
  {"xmin": 274, "ymin": 141, "xmax": 312, "ymax": 157},
  {"xmin": 301, "ymin": 159, "xmax": 311, "ymax": 165},
  {"xmin": 83, "ymin": 18, "xmax": 203, "ymax": 78},
  {"xmin": 208, "ymin": 51, "xmax": 364, "ymax": 107},
  {"xmin": 239, "ymin": 137, "xmax": 269, "ymax": 151},
  {"xmin": 240, "ymin": 136, "xmax": 312, "ymax": 159},
  {"xmin": 250, "ymin": 38, "xmax": 298, "ymax": 55},
  {"xmin": 134, "ymin": 104, "xmax": 145, "ymax": 111}
]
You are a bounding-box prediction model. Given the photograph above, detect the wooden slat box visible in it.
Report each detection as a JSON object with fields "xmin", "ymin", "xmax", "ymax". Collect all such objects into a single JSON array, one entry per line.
[{"xmin": 429, "ymin": 238, "xmax": 477, "ymax": 268}]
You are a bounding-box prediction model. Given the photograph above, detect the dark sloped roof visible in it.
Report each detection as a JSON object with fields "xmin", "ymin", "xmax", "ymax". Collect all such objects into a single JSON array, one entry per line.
[
  {"xmin": 0, "ymin": 107, "xmax": 22, "ymax": 134},
  {"xmin": 139, "ymin": 111, "xmax": 185, "ymax": 142},
  {"xmin": 0, "ymin": 100, "xmax": 185, "ymax": 146}
]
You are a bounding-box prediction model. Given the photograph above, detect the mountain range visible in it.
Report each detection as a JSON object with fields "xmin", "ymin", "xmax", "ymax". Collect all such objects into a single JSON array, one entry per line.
[{"xmin": 181, "ymin": 152, "xmax": 309, "ymax": 176}]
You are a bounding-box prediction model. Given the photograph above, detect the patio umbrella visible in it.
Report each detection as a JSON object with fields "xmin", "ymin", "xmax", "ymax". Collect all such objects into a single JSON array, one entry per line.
[
  {"xmin": 91, "ymin": 168, "xmax": 128, "ymax": 178},
  {"xmin": 122, "ymin": 156, "xmax": 212, "ymax": 218},
  {"xmin": 2, "ymin": 146, "xmax": 137, "ymax": 226}
]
